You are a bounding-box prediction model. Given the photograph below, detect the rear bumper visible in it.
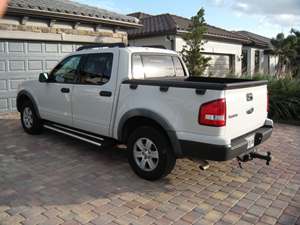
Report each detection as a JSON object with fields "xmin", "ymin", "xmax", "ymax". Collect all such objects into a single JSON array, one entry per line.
[{"xmin": 180, "ymin": 126, "xmax": 273, "ymax": 161}]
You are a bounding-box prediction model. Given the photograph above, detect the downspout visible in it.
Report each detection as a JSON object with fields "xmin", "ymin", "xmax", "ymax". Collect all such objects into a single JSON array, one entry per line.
[{"xmin": 171, "ymin": 35, "xmax": 176, "ymax": 51}]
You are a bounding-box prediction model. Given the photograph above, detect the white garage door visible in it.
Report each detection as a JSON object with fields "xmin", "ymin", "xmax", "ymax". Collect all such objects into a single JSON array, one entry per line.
[
  {"xmin": 203, "ymin": 54, "xmax": 233, "ymax": 77},
  {"xmin": 0, "ymin": 40, "xmax": 83, "ymax": 112}
]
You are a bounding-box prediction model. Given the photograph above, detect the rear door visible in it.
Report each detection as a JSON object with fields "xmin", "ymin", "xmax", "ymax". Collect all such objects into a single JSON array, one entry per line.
[
  {"xmin": 225, "ymin": 85, "xmax": 268, "ymax": 140},
  {"xmin": 72, "ymin": 50, "xmax": 118, "ymax": 136}
]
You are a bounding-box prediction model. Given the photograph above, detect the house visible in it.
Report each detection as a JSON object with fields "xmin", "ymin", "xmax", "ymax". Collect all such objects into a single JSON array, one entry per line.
[
  {"xmin": 128, "ymin": 12, "xmax": 278, "ymax": 77},
  {"xmin": 235, "ymin": 31, "xmax": 278, "ymax": 76},
  {"xmin": 0, "ymin": 0, "xmax": 140, "ymax": 112},
  {"xmin": 127, "ymin": 12, "xmax": 250, "ymax": 77}
]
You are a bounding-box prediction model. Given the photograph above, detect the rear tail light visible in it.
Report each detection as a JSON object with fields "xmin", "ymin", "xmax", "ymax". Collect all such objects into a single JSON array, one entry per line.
[{"xmin": 199, "ymin": 99, "xmax": 226, "ymax": 127}]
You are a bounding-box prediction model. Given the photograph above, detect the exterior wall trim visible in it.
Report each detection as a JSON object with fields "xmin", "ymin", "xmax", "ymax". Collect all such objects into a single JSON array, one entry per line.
[{"xmin": 0, "ymin": 30, "xmax": 124, "ymax": 43}]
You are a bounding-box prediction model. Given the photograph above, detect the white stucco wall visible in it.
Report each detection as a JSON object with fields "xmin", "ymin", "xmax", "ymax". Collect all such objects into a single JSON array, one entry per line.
[
  {"xmin": 268, "ymin": 55, "xmax": 279, "ymax": 75},
  {"xmin": 263, "ymin": 54, "xmax": 279, "ymax": 76},
  {"xmin": 244, "ymin": 47, "xmax": 255, "ymax": 75},
  {"xmin": 243, "ymin": 47, "xmax": 269, "ymax": 76},
  {"xmin": 129, "ymin": 36, "xmax": 174, "ymax": 50}
]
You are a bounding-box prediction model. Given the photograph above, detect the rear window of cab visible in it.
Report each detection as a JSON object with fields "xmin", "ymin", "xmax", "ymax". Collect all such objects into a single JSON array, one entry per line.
[{"xmin": 132, "ymin": 54, "xmax": 186, "ymax": 79}]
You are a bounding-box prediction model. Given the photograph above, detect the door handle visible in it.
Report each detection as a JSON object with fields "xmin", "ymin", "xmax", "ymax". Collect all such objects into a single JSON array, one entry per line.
[
  {"xmin": 99, "ymin": 91, "xmax": 112, "ymax": 97},
  {"xmin": 61, "ymin": 88, "xmax": 70, "ymax": 93}
]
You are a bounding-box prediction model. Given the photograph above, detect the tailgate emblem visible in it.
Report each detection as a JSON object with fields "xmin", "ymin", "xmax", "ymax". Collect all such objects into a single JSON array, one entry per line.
[
  {"xmin": 246, "ymin": 107, "xmax": 254, "ymax": 114},
  {"xmin": 246, "ymin": 93, "xmax": 253, "ymax": 101}
]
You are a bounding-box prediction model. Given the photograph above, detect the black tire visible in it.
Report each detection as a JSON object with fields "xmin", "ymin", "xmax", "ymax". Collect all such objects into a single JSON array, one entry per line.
[
  {"xmin": 127, "ymin": 126, "xmax": 176, "ymax": 181},
  {"xmin": 20, "ymin": 101, "xmax": 43, "ymax": 135}
]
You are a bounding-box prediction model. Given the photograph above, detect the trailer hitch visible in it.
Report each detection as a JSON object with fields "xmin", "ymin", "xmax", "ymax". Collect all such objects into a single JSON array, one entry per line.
[{"xmin": 237, "ymin": 150, "xmax": 272, "ymax": 168}]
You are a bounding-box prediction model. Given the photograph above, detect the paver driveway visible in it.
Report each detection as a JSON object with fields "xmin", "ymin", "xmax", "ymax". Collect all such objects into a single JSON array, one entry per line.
[{"xmin": 0, "ymin": 113, "xmax": 299, "ymax": 225}]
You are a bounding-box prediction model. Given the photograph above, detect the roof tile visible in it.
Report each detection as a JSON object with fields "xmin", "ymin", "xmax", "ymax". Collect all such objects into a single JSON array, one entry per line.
[
  {"xmin": 8, "ymin": 0, "xmax": 139, "ymax": 26},
  {"xmin": 235, "ymin": 31, "xmax": 271, "ymax": 48},
  {"xmin": 128, "ymin": 13, "xmax": 249, "ymax": 43}
]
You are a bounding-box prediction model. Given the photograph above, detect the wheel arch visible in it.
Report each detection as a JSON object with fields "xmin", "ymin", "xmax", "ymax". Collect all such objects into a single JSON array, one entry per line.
[
  {"xmin": 117, "ymin": 109, "xmax": 182, "ymax": 156},
  {"xmin": 17, "ymin": 90, "xmax": 41, "ymax": 119}
]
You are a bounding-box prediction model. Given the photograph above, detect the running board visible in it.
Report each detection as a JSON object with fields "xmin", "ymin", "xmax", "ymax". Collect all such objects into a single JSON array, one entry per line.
[
  {"xmin": 44, "ymin": 124, "xmax": 102, "ymax": 147},
  {"xmin": 50, "ymin": 123, "xmax": 104, "ymax": 141}
]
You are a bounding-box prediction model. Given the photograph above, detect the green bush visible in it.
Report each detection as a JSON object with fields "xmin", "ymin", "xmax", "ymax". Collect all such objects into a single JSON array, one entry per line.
[{"xmin": 252, "ymin": 75, "xmax": 300, "ymax": 121}]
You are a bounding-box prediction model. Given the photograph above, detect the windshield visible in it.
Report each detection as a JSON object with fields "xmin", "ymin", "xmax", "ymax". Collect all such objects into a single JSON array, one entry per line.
[{"xmin": 132, "ymin": 54, "xmax": 186, "ymax": 79}]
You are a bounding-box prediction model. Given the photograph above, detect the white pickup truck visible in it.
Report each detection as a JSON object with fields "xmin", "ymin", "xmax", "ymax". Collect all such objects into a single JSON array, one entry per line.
[{"xmin": 17, "ymin": 43, "xmax": 273, "ymax": 180}]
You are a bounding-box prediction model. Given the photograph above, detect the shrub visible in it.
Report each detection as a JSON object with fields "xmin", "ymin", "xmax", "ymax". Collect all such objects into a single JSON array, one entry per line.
[{"xmin": 253, "ymin": 75, "xmax": 300, "ymax": 121}]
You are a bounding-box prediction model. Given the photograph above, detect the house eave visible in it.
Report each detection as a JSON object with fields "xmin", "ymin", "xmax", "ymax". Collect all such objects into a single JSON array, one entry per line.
[
  {"xmin": 7, "ymin": 7, "xmax": 142, "ymax": 29},
  {"xmin": 243, "ymin": 42, "xmax": 270, "ymax": 49},
  {"xmin": 176, "ymin": 30, "xmax": 249, "ymax": 44},
  {"xmin": 128, "ymin": 30, "xmax": 177, "ymax": 39}
]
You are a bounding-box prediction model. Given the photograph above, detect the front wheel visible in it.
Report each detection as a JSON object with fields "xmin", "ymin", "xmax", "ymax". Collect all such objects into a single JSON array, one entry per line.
[
  {"xmin": 127, "ymin": 126, "xmax": 176, "ymax": 181},
  {"xmin": 20, "ymin": 102, "xmax": 43, "ymax": 134}
]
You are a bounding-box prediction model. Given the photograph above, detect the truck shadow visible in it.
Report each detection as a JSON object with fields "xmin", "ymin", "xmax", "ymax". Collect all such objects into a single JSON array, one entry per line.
[{"xmin": 0, "ymin": 116, "xmax": 179, "ymax": 208}]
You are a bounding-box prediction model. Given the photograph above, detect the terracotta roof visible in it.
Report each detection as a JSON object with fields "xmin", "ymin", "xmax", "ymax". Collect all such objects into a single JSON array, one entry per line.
[
  {"xmin": 128, "ymin": 13, "xmax": 249, "ymax": 43},
  {"xmin": 7, "ymin": 0, "xmax": 140, "ymax": 27},
  {"xmin": 235, "ymin": 31, "xmax": 271, "ymax": 48}
]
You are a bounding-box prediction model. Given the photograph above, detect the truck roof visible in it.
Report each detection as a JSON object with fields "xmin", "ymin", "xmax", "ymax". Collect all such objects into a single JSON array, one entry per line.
[
  {"xmin": 125, "ymin": 47, "xmax": 177, "ymax": 55},
  {"xmin": 71, "ymin": 46, "xmax": 178, "ymax": 56}
]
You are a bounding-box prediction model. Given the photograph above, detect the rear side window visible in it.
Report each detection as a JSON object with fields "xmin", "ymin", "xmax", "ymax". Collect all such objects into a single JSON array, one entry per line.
[
  {"xmin": 79, "ymin": 53, "xmax": 113, "ymax": 85},
  {"xmin": 132, "ymin": 54, "xmax": 186, "ymax": 79},
  {"xmin": 173, "ymin": 57, "xmax": 185, "ymax": 77},
  {"xmin": 132, "ymin": 54, "xmax": 144, "ymax": 79}
]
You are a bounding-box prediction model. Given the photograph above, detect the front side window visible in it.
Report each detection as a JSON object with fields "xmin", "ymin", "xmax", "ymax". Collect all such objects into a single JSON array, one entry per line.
[
  {"xmin": 132, "ymin": 54, "xmax": 186, "ymax": 79},
  {"xmin": 79, "ymin": 53, "xmax": 113, "ymax": 85},
  {"xmin": 50, "ymin": 55, "xmax": 81, "ymax": 83}
]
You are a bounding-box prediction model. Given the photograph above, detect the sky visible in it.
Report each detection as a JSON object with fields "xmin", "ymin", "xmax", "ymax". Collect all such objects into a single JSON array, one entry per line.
[{"xmin": 75, "ymin": 0, "xmax": 300, "ymax": 38}]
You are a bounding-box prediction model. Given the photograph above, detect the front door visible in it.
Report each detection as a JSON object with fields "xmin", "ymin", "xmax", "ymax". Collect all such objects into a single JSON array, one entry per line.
[
  {"xmin": 72, "ymin": 51, "xmax": 118, "ymax": 136},
  {"xmin": 37, "ymin": 55, "xmax": 82, "ymax": 126}
]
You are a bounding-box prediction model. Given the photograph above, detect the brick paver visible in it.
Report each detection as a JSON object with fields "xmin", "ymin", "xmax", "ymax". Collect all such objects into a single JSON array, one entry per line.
[{"xmin": 0, "ymin": 113, "xmax": 299, "ymax": 225}]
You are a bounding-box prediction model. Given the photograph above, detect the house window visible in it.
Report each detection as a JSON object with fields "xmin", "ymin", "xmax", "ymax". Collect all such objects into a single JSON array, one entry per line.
[
  {"xmin": 229, "ymin": 55, "xmax": 235, "ymax": 74},
  {"xmin": 242, "ymin": 50, "xmax": 248, "ymax": 75},
  {"xmin": 254, "ymin": 50, "xmax": 260, "ymax": 74}
]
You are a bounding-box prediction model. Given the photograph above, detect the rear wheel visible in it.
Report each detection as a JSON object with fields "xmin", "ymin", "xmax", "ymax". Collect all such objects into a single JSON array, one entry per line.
[
  {"xmin": 127, "ymin": 126, "xmax": 176, "ymax": 181},
  {"xmin": 20, "ymin": 101, "xmax": 43, "ymax": 134}
]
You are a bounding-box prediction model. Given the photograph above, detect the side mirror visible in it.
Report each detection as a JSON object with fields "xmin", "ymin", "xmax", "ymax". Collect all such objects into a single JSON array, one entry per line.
[{"xmin": 39, "ymin": 72, "xmax": 49, "ymax": 82}]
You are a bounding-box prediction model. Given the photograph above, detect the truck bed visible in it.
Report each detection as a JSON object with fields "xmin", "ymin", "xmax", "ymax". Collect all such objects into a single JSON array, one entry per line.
[
  {"xmin": 119, "ymin": 76, "xmax": 268, "ymax": 144},
  {"xmin": 123, "ymin": 77, "xmax": 268, "ymax": 90}
]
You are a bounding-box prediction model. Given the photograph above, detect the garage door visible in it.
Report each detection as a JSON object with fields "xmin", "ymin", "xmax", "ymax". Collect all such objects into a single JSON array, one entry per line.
[
  {"xmin": 203, "ymin": 54, "xmax": 233, "ymax": 77},
  {"xmin": 0, "ymin": 40, "xmax": 83, "ymax": 112}
]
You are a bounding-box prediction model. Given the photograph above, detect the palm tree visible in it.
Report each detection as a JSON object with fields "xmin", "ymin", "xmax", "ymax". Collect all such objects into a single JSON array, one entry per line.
[
  {"xmin": 271, "ymin": 30, "xmax": 300, "ymax": 78},
  {"xmin": 290, "ymin": 29, "xmax": 300, "ymax": 78},
  {"xmin": 271, "ymin": 33, "xmax": 293, "ymax": 77}
]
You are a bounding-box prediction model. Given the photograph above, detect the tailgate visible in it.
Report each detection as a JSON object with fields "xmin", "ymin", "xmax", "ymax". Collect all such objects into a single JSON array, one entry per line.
[{"xmin": 225, "ymin": 85, "xmax": 268, "ymax": 140}]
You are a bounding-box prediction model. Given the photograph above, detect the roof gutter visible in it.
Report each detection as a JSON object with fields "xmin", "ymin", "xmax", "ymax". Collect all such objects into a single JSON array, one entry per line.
[
  {"xmin": 7, "ymin": 7, "xmax": 143, "ymax": 28},
  {"xmin": 243, "ymin": 41, "xmax": 270, "ymax": 49}
]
